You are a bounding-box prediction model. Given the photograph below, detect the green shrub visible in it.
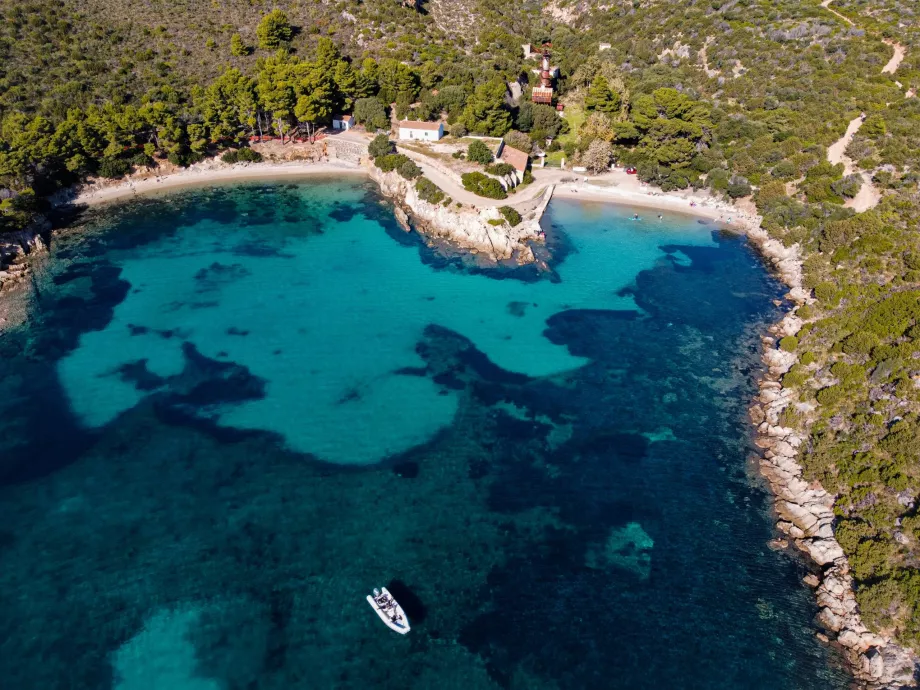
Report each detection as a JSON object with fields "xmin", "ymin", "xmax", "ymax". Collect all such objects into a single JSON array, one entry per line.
[
  {"xmin": 498, "ymin": 206, "xmax": 522, "ymax": 227},
  {"xmin": 376, "ymin": 153, "xmax": 410, "ymax": 173},
  {"xmin": 415, "ymin": 177, "xmax": 445, "ymax": 204},
  {"xmin": 129, "ymin": 152, "xmax": 153, "ymax": 168},
  {"xmin": 842, "ymin": 331, "xmax": 879, "ymax": 356},
  {"xmin": 224, "ymin": 148, "xmax": 262, "ymax": 164},
  {"xmin": 98, "ymin": 156, "xmax": 130, "ymax": 179},
  {"xmin": 487, "ymin": 218, "xmax": 505, "ymax": 226},
  {"xmin": 771, "ymin": 159, "xmax": 797, "ymax": 179},
  {"xmin": 485, "ymin": 162, "xmax": 515, "ymax": 176},
  {"xmin": 800, "ymin": 351, "xmax": 816, "ymax": 366},
  {"xmin": 368, "ymin": 134, "xmax": 394, "ymax": 159},
  {"xmin": 726, "ymin": 175, "xmax": 752, "ymax": 198},
  {"xmin": 461, "ymin": 171, "xmax": 507, "ymax": 199},
  {"xmin": 814, "ymin": 282, "xmax": 839, "ymax": 305},
  {"xmin": 832, "ymin": 174, "xmax": 863, "ymax": 199},
  {"xmin": 863, "ymin": 291, "xmax": 920, "ymax": 338},
  {"xmin": 237, "ymin": 148, "xmax": 262, "ymax": 162},
  {"xmin": 797, "ymin": 305, "xmax": 815, "ymax": 321},
  {"xmin": 779, "ymin": 335, "xmax": 798, "ymax": 352},
  {"xmin": 782, "ymin": 365, "xmax": 808, "ymax": 388},
  {"xmin": 816, "ymin": 385, "xmax": 845, "ymax": 406},
  {"xmin": 398, "ymin": 159, "xmax": 422, "ymax": 180},
  {"xmin": 467, "ymin": 140, "xmax": 493, "ymax": 164}
]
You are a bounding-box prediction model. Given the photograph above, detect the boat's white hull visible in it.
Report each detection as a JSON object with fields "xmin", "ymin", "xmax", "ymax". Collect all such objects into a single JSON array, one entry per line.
[{"xmin": 367, "ymin": 587, "xmax": 410, "ymax": 634}]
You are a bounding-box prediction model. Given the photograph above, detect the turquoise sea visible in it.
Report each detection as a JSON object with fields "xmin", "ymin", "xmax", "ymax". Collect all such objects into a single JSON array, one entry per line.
[{"xmin": 0, "ymin": 178, "xmax": 849, "ymax": 689}]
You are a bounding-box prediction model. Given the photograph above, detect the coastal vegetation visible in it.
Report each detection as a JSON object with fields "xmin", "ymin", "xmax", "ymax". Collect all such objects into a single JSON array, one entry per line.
[
  {"xmin": 2, "ymin": 0, "xmax": 920, "ymax": 663},
  {"xmin": 461, "ymin": 172, "xmax": 507, "ymax": 200}
]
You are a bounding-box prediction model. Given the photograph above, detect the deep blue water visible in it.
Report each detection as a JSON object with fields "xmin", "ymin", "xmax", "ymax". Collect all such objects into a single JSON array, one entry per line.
[{"xmin": 0, "ymin": 179, "xmax": 849, "ymax": 689}]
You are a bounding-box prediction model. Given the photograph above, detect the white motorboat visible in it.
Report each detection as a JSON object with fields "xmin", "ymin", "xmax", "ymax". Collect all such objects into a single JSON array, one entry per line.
[{"xmin": 367, "ymin": 587, "xmax": 410, "ymax": 634}]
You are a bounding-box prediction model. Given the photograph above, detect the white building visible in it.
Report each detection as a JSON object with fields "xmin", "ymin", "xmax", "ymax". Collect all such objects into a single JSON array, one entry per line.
[
  {"xmin": 398, "ymin": 120, "xmax": 444, "ymax": 142},
  {"xmin": 332, "ymin": 114, "xmax": 353, "ymax": 130}
]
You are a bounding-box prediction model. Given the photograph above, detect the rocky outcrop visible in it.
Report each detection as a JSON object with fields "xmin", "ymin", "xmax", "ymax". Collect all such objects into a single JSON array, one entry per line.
[
  {"xmin": 746, "ymin": 229, "xmax": 920, "ymax": 688},
  {"xmin": 368, "ymin": 165, "xmax": 540, "ymax": 262},
  {"xmin": 0, "ymin": 219, "xmax": 48, "ymax": 292}
]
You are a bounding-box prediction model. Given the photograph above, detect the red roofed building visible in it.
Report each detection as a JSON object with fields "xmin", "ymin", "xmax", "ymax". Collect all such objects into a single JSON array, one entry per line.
[
  {"xmin": 497, "ymin": 144, "xmax": 530, "ymax": 183},
  {"xmin": 532, "ymin": 87, "xmax": 553, "ymax": 104}
]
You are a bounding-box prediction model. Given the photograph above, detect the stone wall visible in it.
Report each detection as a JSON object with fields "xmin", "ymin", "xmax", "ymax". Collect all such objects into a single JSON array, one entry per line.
[{"xmin": 329, "ymin": 140, "xmax": 366, "ymax": 164}]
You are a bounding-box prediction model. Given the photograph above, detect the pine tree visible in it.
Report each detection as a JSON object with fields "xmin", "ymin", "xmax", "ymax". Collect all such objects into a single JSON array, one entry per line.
[
  {"xmin": 230, "ymin": 34, "xmax": 251, "ymax": 57},
  {"xmin": 333, "ymin": 60, "xmax": 358, "ymax": 111},
  {"xmin": 256, "ymin": 10, "xmax": 293, "ymax": 50},
  {"xmin": 585, "ymin": 75, "xmax": 620, "ymax": 114},
  {"xmin": 460, "ymin": 78, "xmax": 511, "ymax": 137}
]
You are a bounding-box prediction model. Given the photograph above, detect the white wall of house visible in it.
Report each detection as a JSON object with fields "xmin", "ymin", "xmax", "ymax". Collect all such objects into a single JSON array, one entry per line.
[
  {"xmin": 398, "ymin": 124, "xmax": 443, "ymax": 141},
  {"xmin": 332, "ymin": 118, "xmax": 352, "ymax": 130}
]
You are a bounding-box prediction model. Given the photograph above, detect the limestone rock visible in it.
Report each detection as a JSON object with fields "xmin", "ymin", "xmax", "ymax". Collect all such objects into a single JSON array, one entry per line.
[{"xmin": 369, "ymin": 166, "xmax": 538, "ymax": 262}]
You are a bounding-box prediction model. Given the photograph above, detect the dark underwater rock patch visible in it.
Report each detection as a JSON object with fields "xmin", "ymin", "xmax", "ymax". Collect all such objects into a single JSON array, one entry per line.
[
  {"xmin": 115, "ymin": 359, "xmax": 167, "ymax": 391},
  {"xmin": 194, "ymin": 262, "xmax": 252, "ymax": 292}
]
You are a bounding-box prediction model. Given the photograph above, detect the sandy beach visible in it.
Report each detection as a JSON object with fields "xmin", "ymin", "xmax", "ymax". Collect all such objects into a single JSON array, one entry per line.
[
  {"xmin": 69, "ymin": 159, "xmax": 367, "ymax": 207},
  {"xmin": 63, "ymin": 156, "xmax": 761, "ymax": 238},
  {"xmin": 553, "ymin": 173, "xmax": 761, "ymax": 233}
]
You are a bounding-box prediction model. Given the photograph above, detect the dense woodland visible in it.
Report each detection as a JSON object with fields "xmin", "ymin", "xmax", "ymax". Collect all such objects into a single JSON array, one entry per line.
[{"xmin": 3, "ymin": 0, "xmax": 920, "ymax": 655}]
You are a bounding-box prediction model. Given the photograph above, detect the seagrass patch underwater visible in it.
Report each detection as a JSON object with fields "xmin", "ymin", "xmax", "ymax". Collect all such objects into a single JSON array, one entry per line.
[{"xmin": 0, "ymin": 180, "xmax": 850, "ymax": 689}]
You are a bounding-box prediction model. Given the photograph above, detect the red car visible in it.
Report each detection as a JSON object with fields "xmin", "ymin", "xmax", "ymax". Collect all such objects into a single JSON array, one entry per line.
[{"xmin": 625, "ymin": 167, "xmax": 638, "ymax": 175}]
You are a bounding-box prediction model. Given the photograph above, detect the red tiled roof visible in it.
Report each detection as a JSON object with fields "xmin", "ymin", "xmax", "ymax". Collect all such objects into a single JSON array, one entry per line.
[
  {"xmin": 531, "ymin": 87, "xmax": 553, "ymax": 104},
  {"xmin": 336, "ymin": 115, "xmax": 353, "ymax": 122},
  {"xmin": 499, "ymin": 145, "xmax": 529, "ymax": 172},
  {"xmin": 399, "ymin": 120, "xmax": 443, "ymax": 131}
]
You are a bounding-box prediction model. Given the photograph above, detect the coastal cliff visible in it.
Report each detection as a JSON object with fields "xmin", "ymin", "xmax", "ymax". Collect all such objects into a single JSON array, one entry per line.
[
  {"xmin": 747, "ymin": 227, "xmax": 919, "ymax": 688},
  {"xmin": 367, "ymin": 164, "xmax": 541, "ymax": 264},
  {"xmin": 0, "ymin": 220, "xmax": 47, "ymax": 292}
]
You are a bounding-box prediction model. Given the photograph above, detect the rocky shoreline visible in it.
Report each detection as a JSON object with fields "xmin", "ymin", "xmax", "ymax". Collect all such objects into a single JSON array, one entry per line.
[
  {"xmin": 0, "ymin": 220, "xmax": 47, "ymax": 294},
  {"xmin": 368, "ymin": 163, "xmax": 547, "ymax": 265},
  {"xmin": 746, "ymin": 226, "xmax": 919, "ymax": 688}
]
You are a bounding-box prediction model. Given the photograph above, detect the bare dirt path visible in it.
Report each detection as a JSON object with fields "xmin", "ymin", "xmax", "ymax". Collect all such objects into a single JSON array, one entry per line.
[
  {"xmin": 699, "ymin": 38, "xmax": 721, "ymax": 78},
  {"xmin": 821, "ymin": 1, "xmax": 906, "ymax": 76},
  {"xmin": 882, "ymin": 38, "xmax": 907, "ymax": 74},
  {"xmin": 827, "ymin": 115, "xmax": 865, "ymax": 175},
  {"xmin": 820, "ymin": 0, "xmax": 853, "ymax": 26},
  {"xmin": 825, "ymin": 115, "xmax": 884, "ymax": 211},
  {"xmin": 846, "ymin": 171, "xmax": 882, "ymax": 212}
]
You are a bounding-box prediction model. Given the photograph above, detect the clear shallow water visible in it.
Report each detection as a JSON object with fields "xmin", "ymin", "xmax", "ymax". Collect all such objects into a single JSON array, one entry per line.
[{"xmin": 0, "ymin": 179, "xmax": 849, "ymax": 689}]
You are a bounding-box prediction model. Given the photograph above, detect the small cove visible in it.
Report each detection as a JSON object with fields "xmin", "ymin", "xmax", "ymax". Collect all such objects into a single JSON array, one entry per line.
[{"xmin": 0, "ymin": 178, "xmax": 850, "ymax": 689}]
